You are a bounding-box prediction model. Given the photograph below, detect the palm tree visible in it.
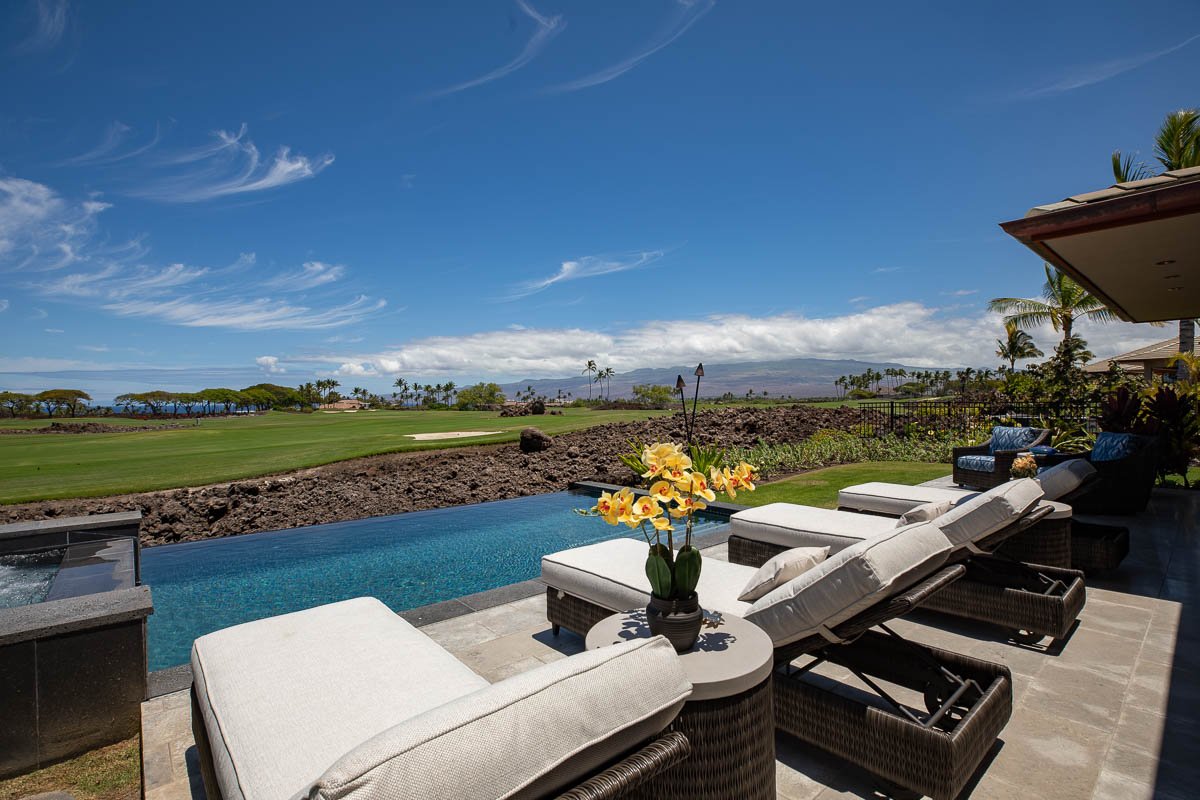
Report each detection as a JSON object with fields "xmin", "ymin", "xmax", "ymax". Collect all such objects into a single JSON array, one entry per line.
[
  {"xmin": 600, "ymin": 367, "xmax": 616, "ymax": 400},
  {"xmin": 582, "ymin": 360, "xmax": 597, "ymax": 400},
  {"xmin": 995, "ymin": 321, "xmax": 1044, "ymax": 370},
  {"xmin": 1112, "ymin": 109, "xmax": 1199, "ymax": 380},
  {"xmin": 988, "ymin": 264, "xmax": 1118, "ymax": 347}
]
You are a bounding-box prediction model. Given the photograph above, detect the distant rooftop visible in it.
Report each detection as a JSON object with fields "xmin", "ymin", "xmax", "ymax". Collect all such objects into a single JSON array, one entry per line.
[{"xmin": 1084, "ymin": 336, "xmax": 1182, "ymax": 373}]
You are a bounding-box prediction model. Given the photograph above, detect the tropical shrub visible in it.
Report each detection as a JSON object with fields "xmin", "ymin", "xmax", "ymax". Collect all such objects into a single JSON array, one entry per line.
[{"xmin": 726, "ymin": 428, "xmax": 973, "ymax": 477}]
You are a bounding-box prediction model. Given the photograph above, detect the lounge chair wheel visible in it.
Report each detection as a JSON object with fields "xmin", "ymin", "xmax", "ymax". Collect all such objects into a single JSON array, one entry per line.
[
  {"xmin": 873, "ymin": 778, "xmax": 922, "ymax": 800},
  {"xmin": 1009, "ymin": 629, "xmax": 1046, "ymax": 646}
]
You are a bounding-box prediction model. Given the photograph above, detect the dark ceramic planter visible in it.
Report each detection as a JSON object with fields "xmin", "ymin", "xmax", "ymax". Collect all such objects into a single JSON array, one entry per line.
[{"xmin": 646, "ymin": 593, "xmax": 702, "ymax": 653}]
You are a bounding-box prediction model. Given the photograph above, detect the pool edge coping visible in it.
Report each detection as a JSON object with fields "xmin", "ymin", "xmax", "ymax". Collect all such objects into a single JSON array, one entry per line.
[{"xmin": 145, "ymin": 518, "xmax": 732, "ymax": 698}]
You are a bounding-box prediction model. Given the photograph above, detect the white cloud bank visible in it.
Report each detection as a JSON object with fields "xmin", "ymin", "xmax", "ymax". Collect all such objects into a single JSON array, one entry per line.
[{"xmin": 319, "ymin": 304, "xmax": 1169, "ymax": 380}]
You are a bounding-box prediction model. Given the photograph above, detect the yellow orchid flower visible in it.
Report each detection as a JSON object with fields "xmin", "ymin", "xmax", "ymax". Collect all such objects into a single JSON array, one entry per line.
[
  {"xmin": 649, "ymin": 480, "xmax": 678, "ymax": 504},
  {"xmin": 594, "ymin": 491, "xmax": 615, "ymax": 517},
  {"xmin": 671, "ymin": 495, "xmax": 708, "ymax": 517},
  {"xmin": 677, "ymin": 471, "xmax": 716, "ymax": 502},
  {"xmin": 712, "ymin": 466, "xmax": 737, "ymax": 499},
  {"xmin": 651, "ymin": 516, "xmax": 673, "ymax": 531},
  {"xmin": 734, "ymin": 462, "xmax": 757, "ymax": 491},
  {"xmin": 632, "ymin": 495, "xmax": 662, "ymax": 520}
]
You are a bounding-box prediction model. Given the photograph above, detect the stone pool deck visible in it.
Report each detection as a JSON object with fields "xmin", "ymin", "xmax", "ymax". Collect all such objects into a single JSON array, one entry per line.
[{"xmin": 141, "ymin": 488, "xmax": 1200, "ymax": 800}]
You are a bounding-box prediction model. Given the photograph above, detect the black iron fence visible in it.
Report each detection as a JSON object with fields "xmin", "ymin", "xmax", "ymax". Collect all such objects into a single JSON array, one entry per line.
[{"xmin": 856, "ymin": 400, "xmax": 1101, "ymax": 436}]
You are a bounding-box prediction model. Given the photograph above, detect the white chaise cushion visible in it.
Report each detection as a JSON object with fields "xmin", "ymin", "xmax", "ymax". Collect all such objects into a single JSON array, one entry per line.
[
  {"xmin": 744, "ymin": 521, "xmax": 952, "ymax": 647},
  {"xmin": 730, "ymin": 503, "xmax": 896, "ymax": 552},
  {"xmin": 307, "ymin": 636, "xmax": 691, "ymax": 800},
  {"xmin": 540, "ymin": 537, "xmax": 756, "ymax": 618},
  {"xmin": 737, "ymin": 546, "xmax": 830, "ymax": 602},
  {"xmin": 896, "ymin": 500, "xmax": 955, "ymax": 526},
  {"xmin": 837, "ymin": 482, "xmax": 968, "ymax": 516},
  {"xmin": 1034, "ymin": 458, "xmax": 1096, "ymax": 501},
  {"xmin": 933, "ymin": 478, "xmax": 1044, "ymax": 551},
  {"xmin": 191, "ymin": 597, "xmax": 489, "ymax": 800}
]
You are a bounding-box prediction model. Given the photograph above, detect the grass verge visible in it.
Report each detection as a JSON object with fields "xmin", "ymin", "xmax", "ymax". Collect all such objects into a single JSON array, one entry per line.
[
  {"xmin": 737, "ymin": 461, "xmax": 952, "ymax": 509},
  {"xmin": 0, "ymin": 738, "xmax": 139, "ymax": 800},
  {"xmin": 0, "ymin": 408, "xmax": 668, "ymax": 504}
]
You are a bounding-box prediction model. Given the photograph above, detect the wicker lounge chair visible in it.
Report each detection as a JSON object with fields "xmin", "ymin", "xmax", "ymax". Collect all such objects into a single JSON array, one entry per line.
[
  {"xmin": 541, "ymin": 524, "xmax": 1012, "ymax": 800},
  {"xmin": 730, "ymin": 479, "xmax": 1085, "ymax": 643},
  {"xmin": 190, "ymin": 598, "xmax": 695, "ymax": 800},
  {"xmin": 838, "ymin": 458, "xmax": 1130, "ymax": 572},
  {"xmin": 952, "ymin": 425, "xmax": 1050, "ymax": 489}
]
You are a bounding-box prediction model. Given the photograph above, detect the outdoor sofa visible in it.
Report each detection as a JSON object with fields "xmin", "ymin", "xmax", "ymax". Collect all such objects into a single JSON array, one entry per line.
[
  {"xmin": 838, "ymin": 457, "xmax": 1130, "ymax": 572},
  {"xmin": 952, "ymin": 425, "xmax": 1049, "ymax": 489},
  {"xmin": 190, "ymin": 597, "xmax": 695, "ymax": 800},
  {"xmin": 729, "ymin": 479, "xmax": 1085, "ymax": 644},
  {"xmin": 541, "ymin": 520, "xmax": 1013, "ymax": 800}
]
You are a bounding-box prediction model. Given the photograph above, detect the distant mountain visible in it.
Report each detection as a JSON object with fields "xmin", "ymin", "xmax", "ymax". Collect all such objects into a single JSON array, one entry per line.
[{"xmin": 497, "ymin": 357, "xmax": 962, "ymax": 401}]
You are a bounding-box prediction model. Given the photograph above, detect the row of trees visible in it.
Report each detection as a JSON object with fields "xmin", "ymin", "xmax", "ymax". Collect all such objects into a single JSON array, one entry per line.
[
  {"xmin": 114, "ymin": 384, "xmax": 306, "ymax": 416},
  {"xmin": 0, "ymin": 389, "xmax": 93, "ymax": 418}
]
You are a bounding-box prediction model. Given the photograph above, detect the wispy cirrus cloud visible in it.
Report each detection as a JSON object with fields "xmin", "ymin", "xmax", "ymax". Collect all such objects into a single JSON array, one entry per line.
[
  {"xmin": 12, "ymin": 0, "xmax": 68, "ymax": 54},
  {"xmin": 57, "ymin": 121, "xmax": 161, "ymax": 166},
  {"xmin": 430, "ymin": 0, "xmax": 565, "ymax": 96},
  {"xmin": 262, "ymin": 261, "xmax": 345, "ymax": 290},
  {"xmin": 0, "ymin": 299, "xmax": 9, "ymax": 313},
  {"xmin": 2, "ymin": 176, "xmax": 385, "ymax": 332},
  {"xmin": 942, "ymin": 289, "xmax": 977, "ymax": 297},
  {"xmin": 506, "ymin": 250, "xmax": 664, "ymax": 299},
  {"xmin": 130, "ymin": 124, "xmax": 333, "ymax": 202},
  {"xmin": 1015, "ymin": 32, "xmax": 1200, "ymax": 100},
  {"xmin": 0, "ymin": 177, "xmax": 109, "ymax": 271},
  {"xmin": 871, "ymin": 266, "xmax": 900, "ymax": 274},
  {"xmin": 547, "ymin": 0, "xmax": 713, "ymax": 93}
]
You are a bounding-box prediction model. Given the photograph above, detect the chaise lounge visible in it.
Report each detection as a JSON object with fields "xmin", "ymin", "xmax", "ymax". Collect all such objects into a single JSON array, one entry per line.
[
  {"xmin": 541, "ymin": 520, "xmax": 1013, "ymax": 800},
  {"xmin": 838, "ymin": 457, "xmax": 1130, "ymax": 572},
  {"xmin": 729, "ymin": 479, "xmax": 1086, "ymax": 643},
  {"xmin": 190, "ymin": 597, "xmax": 696, "ymax": 800}
]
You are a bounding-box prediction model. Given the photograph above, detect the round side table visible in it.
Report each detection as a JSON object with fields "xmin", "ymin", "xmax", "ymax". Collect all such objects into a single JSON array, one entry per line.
[{"xmin": 586, "ymin": 609, "xmax": 776, "ymax": 800}]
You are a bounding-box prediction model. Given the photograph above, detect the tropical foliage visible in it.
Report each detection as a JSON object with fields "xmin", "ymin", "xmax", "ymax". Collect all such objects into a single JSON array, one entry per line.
[
  {"xmin": 995, "ymin": 321, "xmax": 1044, "ymax": 370},
  {"xmin": 988, "ymin": 264, "xmax": 1119, "ymax": 346}
]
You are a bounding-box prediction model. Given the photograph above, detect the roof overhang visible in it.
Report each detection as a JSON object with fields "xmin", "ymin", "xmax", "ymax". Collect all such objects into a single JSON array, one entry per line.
[{"xmin": 999, "ymin": 169, "xmax": 1200, "ymax": 323}]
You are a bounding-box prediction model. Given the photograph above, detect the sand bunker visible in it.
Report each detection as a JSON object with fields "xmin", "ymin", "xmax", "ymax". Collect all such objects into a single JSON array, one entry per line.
[{"xmin": 406, "ymin": 430, "xmax": 503, "ymax": 441}]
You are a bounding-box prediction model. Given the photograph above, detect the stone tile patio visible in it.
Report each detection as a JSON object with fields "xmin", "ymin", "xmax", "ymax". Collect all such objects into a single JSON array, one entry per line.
[{"xmin": 141, "ymin": 488, "xmax": 1200, "ymax": 799}]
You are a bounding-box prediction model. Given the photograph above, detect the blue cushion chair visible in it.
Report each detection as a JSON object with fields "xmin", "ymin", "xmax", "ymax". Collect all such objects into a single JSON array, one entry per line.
[
  {"xmin": 1039, "ymin": 431, "xmax": 1159, "ymax": 514},
  {"xmin": 952, "ymin": 426, "xmax": 1050, "ymax": 490}
]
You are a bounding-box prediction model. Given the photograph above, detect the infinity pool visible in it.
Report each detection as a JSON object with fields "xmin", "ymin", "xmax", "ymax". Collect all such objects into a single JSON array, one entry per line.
[{"xmin": 141, "ymin": 489, "xmax": 729, "ymax": 670}]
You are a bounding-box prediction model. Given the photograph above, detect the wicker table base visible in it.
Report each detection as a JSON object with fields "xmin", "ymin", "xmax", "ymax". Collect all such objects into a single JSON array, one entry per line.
[
  {"xmin": 626, "ymin": 677, "xmax": 775, "ymax": 800},
  {"xmin": 1071, "ymin": 520, "xmax": 1130, "ymax": 573}
]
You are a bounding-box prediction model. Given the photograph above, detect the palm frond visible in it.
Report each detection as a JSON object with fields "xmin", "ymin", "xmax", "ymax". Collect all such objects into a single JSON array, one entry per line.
[
  {"xmin": 1154, "ymin": 109, "xmax": 1200, "ymax": 171},
  {"xmin": 1111, "ymin": 150, "xmax": 1151, "ymax": 183}
]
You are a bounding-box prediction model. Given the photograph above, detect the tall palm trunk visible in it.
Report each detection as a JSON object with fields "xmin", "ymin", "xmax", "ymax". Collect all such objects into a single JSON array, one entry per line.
[{"xmin": 1181, "ymin": 318, "xmax": 1196, "ymax": 381}]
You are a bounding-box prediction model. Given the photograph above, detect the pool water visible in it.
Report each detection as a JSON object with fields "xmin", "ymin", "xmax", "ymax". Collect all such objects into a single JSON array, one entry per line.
[
  {"xmin": 0, "ymin": 550, "xmax": 64, "ymax": 609},
  {"xmin": 141, "ymin": 490, "xmax": 728, "ymax": 670}
]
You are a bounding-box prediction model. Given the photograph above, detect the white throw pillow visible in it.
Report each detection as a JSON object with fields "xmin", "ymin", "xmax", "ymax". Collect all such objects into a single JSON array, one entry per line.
[
  {"xmin": 896, "ymin": 500, "xmax": 955, "ymax": 527},
  {"xmin": 1033, "ymin": 458, "xmax": 1096, "ymax": 500},
  {"xmin": 737, "ymin": 546, "xmax": 831, "ymax": 602}
]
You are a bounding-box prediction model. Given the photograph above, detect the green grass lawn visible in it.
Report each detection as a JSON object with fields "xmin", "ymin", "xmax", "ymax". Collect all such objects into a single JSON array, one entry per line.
[
  {"xmin": 737, "ymin": 461, "xmax": 952, "ymax": 509},
  {"xmin": 0, "ymin": 408, "xmax": 668, "ymax": 504}
]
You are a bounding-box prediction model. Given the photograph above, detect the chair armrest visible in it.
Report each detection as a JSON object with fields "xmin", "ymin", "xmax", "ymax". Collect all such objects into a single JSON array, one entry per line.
[
  {"xmin": 555, "ymin": 731, "xmax": 692, "ymax": 800},
  {"xmin": 1040, "ymin": 451, "xmax": 1091, "ymax": 467},
  {"xmin": 953, "ymin": 443, "xmax": 991, "ymax": 458}
]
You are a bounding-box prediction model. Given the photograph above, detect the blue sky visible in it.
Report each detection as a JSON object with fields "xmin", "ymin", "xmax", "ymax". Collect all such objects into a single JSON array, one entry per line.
[{"xmin": 1, "ymin": 0, "xmax": 1197, "ymax": 400}]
